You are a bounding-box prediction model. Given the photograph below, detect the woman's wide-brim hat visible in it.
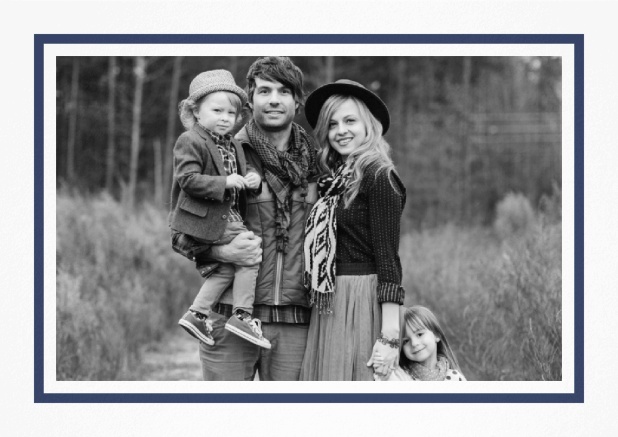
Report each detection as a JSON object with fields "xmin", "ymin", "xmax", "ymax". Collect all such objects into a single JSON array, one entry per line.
[
  {"xmin": 304, "ymin": 79, "xmax": 390, "ymax": 134},
  {"xmin": 188, "ymin": 69, "xmax": 248, "ymax": 106}
]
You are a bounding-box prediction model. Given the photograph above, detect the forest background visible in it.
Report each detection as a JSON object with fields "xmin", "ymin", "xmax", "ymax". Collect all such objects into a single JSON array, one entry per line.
[{"xmin": 55, "ymin": 55, "xmax": 562, "ymax": 381}]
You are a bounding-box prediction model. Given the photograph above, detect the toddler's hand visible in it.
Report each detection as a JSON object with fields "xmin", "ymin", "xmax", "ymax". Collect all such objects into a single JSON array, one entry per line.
[
  {"xmin": 244, "ymin": 172, "xmax": 261, "ymax": 190},
  {"xmin": 226, "ymin": 174, "xmax": 246, "ymax": 190}
]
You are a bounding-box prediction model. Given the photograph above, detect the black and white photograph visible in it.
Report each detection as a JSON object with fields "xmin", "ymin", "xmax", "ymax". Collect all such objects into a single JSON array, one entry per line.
[{"xmin": 53, "ymin": 54, "xmax": 563, "ymax": 384}]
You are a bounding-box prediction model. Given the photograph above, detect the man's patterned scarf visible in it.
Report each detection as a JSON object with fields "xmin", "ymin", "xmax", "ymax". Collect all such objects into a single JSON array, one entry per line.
[
  {"xmin": 246, "ymin": 120, "xmax": 316, "ymax": 253},
  {"xmin": 303, "ymin": 160, "xmax": 354, "ymax": 314}
]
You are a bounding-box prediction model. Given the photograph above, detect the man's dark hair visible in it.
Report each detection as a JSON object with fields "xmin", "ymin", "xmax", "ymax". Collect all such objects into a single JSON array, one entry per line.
[{"xmin": 245, "ymin": 57, "xmax": 306, "ymax": 107}]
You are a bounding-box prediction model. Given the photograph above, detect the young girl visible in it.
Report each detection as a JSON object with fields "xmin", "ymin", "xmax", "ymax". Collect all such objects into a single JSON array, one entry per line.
[
  {"xmin": 375, "ymin": 305, "xmax": 466, "ymax": 381},
  {"xmin": 169, "ymin": 69, "xmax": 270, "ymax": 349},
  {"xmin": 300, "ymin": 79, "xmax": 406, "ymax": 381}
]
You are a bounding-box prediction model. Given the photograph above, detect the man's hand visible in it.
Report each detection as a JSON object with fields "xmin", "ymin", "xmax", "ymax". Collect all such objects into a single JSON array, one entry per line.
[
  {"xmin": 226, "ymin": 174, "xmax": 246, "ymax": 190},
  {"xmin": 244, "ymin": 172, "xmax": 261, "ymax": 190},
  {"xmin": 209, "ymin": 231, "xmax": 262, "ymax": 266}
]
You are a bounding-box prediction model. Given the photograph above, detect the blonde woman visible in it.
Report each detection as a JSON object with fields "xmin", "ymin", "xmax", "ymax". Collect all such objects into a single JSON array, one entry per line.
[{"xmin": 301, "ymin": 80, "xmax": 406, "ymax": 381}]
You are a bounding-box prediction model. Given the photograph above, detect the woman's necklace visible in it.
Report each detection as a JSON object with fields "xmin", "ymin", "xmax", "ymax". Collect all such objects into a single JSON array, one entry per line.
[{"xmin": 407, "ymin": 356, "xmax": 449, "ymax": 381}]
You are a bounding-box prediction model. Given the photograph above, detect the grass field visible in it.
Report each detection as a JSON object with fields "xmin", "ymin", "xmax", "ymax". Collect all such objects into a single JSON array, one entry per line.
[
  {"xmin": 56, "ymin": 190, "xmax": 561, "ymax": 381},
  {"xmin": 56, "ymin": 191, "xmax": 202, "ymax": 380},
  {"xmin": 400, "ymin": 219, "xmax": 561, "ymax": 381}
]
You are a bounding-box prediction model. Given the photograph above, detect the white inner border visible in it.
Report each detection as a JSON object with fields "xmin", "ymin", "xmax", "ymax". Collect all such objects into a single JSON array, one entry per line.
[{"xmin": 44, "ymin": 41, "xmax": 575, "ymax": 395}]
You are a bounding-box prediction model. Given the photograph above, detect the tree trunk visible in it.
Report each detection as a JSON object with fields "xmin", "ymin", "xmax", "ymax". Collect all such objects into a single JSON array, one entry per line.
[
  {"xmin": 511, "ymin": 57, "xmax": 526, "ymax": 111},
  {"xmin": 164, "ymin": 56, "xmax": 183, "ymax": 205},
  {"xmin": 153, "ymin": 137, "xmax": 163, "ymax": 206},
  {"xmin": 66, "ymin": 58, "xmax": 80, "ymax": 182},
  {"xmin": 229, "ymin": 55, "xmax": 238, "ymax": 79},
  {"xmin": 392, "ymin": 57, "xmax": 407, "ymax": 158},
  {"xmin": 128, "ymin": 56, "xmax": 147, "ymax": 208},
  {"xmin": 462, "ymin": 56, "xmax": 472, "ymax": 106},
  {"xmin": 105, "ymin": 56, "xmax": 117, "ymax": 192},
  {"xmin": 461, "ymin": 57, "xmax": 473, "ymax": 221},
  {"xmin": 421, "ymin": 57, "xmax": 435, "ymax": 109},
  {"xmin": 324, "ymin": 56, "xmax": 335, "ymax": 83}
]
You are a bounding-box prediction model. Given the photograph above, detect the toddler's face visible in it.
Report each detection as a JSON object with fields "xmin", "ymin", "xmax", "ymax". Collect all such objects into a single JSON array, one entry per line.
[
  {"xmin": 402, "ymin": 322, "xmax": 439, "ymax": 368},
  {"xmin": 193, "ymin": 91, "xmax": 238, "ymax": 135}
]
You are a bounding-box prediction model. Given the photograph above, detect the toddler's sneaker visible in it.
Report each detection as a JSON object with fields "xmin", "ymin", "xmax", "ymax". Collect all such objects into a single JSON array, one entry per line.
[
  {"xmin": 224, "ymin": 312, "xmax": 271, "ymax": 349},
  {"xmin": 178, "ymin": 311, "xmax": 214, "ymax": 345}
]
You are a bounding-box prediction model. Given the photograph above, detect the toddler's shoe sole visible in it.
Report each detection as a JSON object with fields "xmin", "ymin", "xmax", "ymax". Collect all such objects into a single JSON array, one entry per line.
[
  {"xmin": 224, "ymin": 321, "xmax": 271, "ymax": 349},
  {"xmin": 178, "ymin": 318, "xmax": 215, "ymax": 346}
]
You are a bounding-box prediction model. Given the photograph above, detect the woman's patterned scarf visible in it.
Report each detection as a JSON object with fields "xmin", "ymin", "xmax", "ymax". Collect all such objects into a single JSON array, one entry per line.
[
  {"xmin": 246, "ymin": 120, "xmax": 315, "ymax": 253},
  {"xmin": 303, "ymin": 160, "xmax": 354, "ymax": 314},
  {"xmin": 405, "ymin": 356, "xmax": 449, "ymax": 381}
]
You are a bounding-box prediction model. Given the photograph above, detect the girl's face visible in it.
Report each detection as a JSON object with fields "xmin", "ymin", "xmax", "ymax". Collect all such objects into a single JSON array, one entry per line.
[
  {"xmin": 193, "ymin": 91, "xmax": 238, "ymax": 135},
  {"xmin": 402, "ymin": 321, "xmax": 440, "ymax": 368},
  {"xmin": 327, "ymin": 99, "xmax": 367, "ymax": 160}
]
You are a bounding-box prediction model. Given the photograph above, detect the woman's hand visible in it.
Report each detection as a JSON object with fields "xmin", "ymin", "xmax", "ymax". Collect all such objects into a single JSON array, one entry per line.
[
  {"xmin": 367, "ymin": 341, "xmax": 399, "ymax": 379},
  {"xmin": 367, "ymin": 351, "xmax": 390, "ymax": 381},
  {"xmin": 367, "ymin": 352, "xmax": 387, "ymax": 381},
  {"xmin": 368, "ymin": 302, "xmax": 401, "ymax": 379}
]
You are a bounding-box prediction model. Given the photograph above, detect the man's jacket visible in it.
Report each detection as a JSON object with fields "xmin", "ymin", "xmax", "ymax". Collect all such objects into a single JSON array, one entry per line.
[{"xmin": 217, "ymin": 126, "xmax": 318, "ymax": 307}]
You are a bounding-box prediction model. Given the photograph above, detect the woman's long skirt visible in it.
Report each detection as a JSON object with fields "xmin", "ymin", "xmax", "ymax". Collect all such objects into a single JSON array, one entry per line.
[{"xmin": 300, "ymin": 274, "xmax": 381, "ymax": 381}]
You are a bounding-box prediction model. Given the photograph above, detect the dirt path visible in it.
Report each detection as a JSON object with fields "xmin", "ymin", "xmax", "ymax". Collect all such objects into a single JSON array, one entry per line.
[{"xmin": 128, "ymin": 329, "xmax": 203, "ymax": 381}]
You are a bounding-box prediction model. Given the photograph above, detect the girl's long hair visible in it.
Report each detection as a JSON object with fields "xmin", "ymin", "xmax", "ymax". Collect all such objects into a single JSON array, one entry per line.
[
  {"xmin": 399, "ymin": 305, "xmax": 462, "ymax": 372},
  {"xmin": 313, "ymin": 95, "xmax": 395, "ymax": 207}
]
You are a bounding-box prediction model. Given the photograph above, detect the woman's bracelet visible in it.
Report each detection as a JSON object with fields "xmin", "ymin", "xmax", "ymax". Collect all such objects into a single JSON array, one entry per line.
[{"xmin": 377, "ymin": 333, "xmax": 400, "ymax": 349}]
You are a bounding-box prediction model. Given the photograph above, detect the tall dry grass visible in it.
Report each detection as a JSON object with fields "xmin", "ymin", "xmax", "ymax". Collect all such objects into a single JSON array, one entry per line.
[
  {"xmin": 56, "ymin": 191, "xmax": 201, "ymax": 380},
  {"xmin": 400, "ymin": 193, "xmax": 562, "ymax": 381},
  {"xmin": 57, "ymin": 188, "xmax": 561, "ymax": 381}
]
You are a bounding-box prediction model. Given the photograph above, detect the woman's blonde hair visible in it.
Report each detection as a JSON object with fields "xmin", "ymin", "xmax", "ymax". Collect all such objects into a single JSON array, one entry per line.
[
  {"xmin": 178, "ymin": 91, "xmax": 244, "ymax": 131},
  {"xmin": 313, "ymin": 95, "xmax": 395, "ymax": 207},
  {"xmin": 399, "ymin": 305, "xmax": 462, "ymax": 372}
]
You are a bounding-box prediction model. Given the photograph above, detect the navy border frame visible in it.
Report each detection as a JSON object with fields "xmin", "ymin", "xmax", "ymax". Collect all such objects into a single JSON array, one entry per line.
[{"xmin": 35, "ymin": 34, "xmax": 584, "ymax": 403}]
